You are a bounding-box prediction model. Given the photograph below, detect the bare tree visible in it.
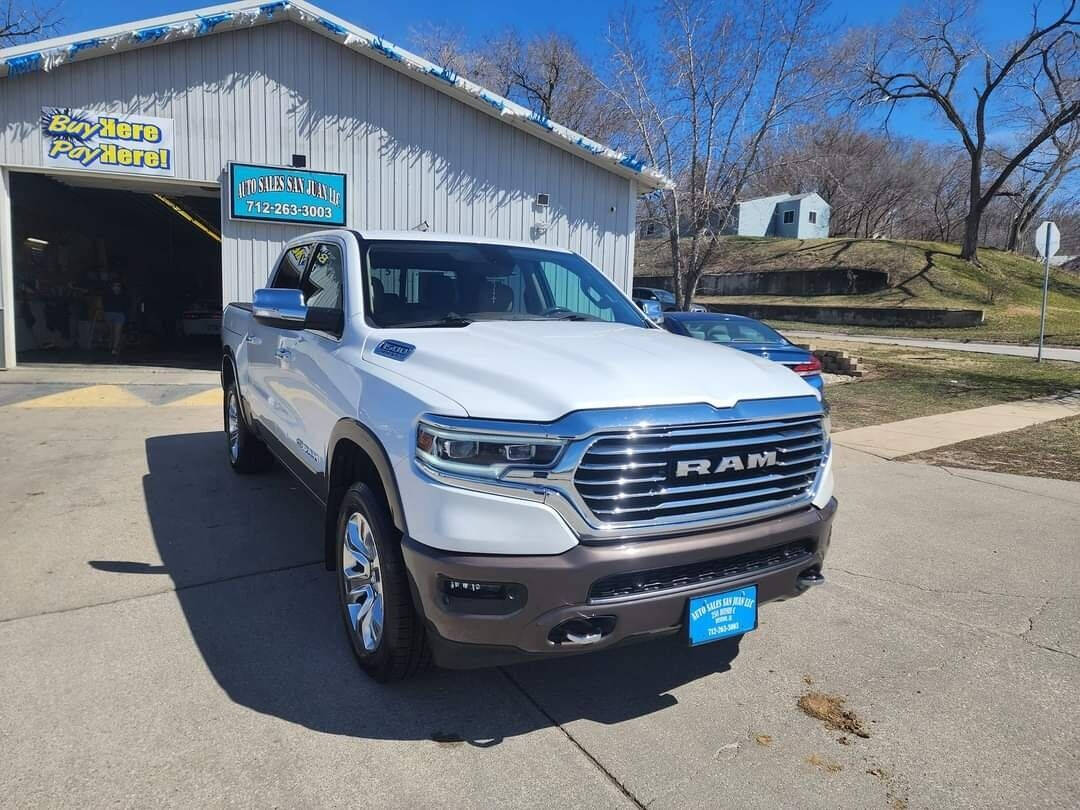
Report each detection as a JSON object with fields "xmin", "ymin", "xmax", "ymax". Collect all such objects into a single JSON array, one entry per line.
[
  {"xmin": 996, "ymin": 123, "xmax": 1080, "ymax": 252},
  {"xmin": 409, "ymin": 24, "xmax": 624, "ymax": 141},
  {"xmin": 854, "ymin": 0, "xmax": 1080, "ymax": 263},
  {"xmin": 755, "ymin": 121, "xmax": 954, "ymax": 239},
  {"xmin": 606, "ymin": 0, "xmax": 837, "ymax": 308},
  {"xmin": 930, "ymin": 154, "xmax": 970, "ymax": 242},
  {"xmin": 0, "ymin": 1, "xmax": 60, "ymax": 45}
]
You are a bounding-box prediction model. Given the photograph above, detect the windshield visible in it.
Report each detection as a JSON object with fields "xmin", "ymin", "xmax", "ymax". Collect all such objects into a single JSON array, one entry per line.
[
  {"xmin": 677, "ymin": 317, "xmax": 787, "ymax": 344},
  {"xmin": 364, "ymin": 241, "xmax": 649, "ymax": 328}
]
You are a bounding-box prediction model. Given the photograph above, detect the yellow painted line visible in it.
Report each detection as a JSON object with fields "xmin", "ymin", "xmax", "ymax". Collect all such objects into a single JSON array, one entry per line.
[
  {"xmin": 165, "ymin": 388, "xmax": 223, "ymax": 408},
  {"xmin": 14, "ymin": 384, "xmax": 148, "ymax": 409}
]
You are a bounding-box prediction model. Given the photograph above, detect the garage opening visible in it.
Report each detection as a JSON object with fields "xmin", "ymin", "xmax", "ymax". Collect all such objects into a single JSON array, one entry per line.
[{"xmin": 10, "ymin": 171, "xmax": 222, "ymax": 368}]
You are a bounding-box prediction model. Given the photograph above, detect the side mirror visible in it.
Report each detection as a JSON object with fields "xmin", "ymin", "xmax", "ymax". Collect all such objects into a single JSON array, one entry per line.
[
  {"xmin": 253, "ymin": 288, "xmax": 306, "ymax": 328},
  {"xmin": 637, "ymin": 299, "xmax": 664, "ymax": 324}
]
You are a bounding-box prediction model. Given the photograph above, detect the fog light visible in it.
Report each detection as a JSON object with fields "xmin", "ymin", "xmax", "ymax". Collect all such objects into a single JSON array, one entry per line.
[
  {"xmin": 438, "ymin": 577, "xmax": 527, "ymax": 615},
  {"xmin": 444, "ymin": 578, "xmax": 506, "ymax": 598}
]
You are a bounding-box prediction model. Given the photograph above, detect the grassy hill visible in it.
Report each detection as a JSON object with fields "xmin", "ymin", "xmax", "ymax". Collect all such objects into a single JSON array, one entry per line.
[{"xmin": 635, "ymin": 236, "xmax": 1080, "ymax": 345}]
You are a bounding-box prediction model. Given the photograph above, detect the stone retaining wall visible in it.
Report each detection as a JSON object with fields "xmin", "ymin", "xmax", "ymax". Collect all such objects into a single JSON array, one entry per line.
[
  {"xmin": 706, "ymin": 303, "xmax": 985, "ymax": 328},
  {"xmin": 636, "ymin": 268, "xmax": 889, "ymax": 297}
]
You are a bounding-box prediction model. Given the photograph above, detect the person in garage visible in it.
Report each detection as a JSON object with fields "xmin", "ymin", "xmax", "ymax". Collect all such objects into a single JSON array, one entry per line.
[{"xmin": 103, "ymin": 279, "xmax": 128, "ymax": 357}]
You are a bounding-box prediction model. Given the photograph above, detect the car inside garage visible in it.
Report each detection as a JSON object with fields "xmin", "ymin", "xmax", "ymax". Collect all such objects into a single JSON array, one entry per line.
[{"xmin": 10, "ymin": 171, "xmax": 222, "ymax": 367}]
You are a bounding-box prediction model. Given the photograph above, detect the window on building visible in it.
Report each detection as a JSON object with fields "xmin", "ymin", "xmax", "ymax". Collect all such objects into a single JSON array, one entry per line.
[
  {"xmin": 270, "ymin": 243, "xmax": 313, "ymax": 289},
  {"xmin": 782, "ymin": 210, "xmax": 795, "ymax": 224},
  {"xmin": 808, "ymin": 210, "xmax": 818, "ymax": 224}
]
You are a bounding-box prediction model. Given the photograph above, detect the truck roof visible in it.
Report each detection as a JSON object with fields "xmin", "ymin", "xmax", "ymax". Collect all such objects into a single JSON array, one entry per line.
[
  {"xmin": 353, "ymin": 230, "xmax": 574, "ymax": 253},
  {"xmin": 284, "ymin": 228, "xmax": 575, "ymax": 254}
]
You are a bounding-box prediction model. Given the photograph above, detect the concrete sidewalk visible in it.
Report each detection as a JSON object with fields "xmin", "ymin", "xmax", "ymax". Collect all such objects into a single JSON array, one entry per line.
[
  {"xmin": 783, "ymin": 331, "xmax": 1080, "ymax": 363},
  {"xmin": 832, "ymin": 393, "xmax": 1080, "ymax": 459}
]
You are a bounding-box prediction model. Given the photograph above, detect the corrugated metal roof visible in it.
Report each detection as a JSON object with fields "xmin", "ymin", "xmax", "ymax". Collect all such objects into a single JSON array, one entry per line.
[{"xmin": 0, "ymin": 0, "xmax": 670, "ymax": 190}]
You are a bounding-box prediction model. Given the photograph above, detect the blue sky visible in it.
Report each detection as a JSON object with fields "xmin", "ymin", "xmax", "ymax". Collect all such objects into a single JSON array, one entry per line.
[{"xmin": 51, "ymin": 0, "xmax": 1036, "ymax": 143}]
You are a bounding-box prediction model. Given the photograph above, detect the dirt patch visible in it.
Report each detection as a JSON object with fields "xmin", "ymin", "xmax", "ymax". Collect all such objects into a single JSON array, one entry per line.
[
  {"xmin": 807, "ymin": 340, "xmax": 1080, "ymax": 431},
  {"xmin": 798, "ymin": 691, "xmax": 870, "ymax": 738},
  {"xmin": 806, "ymin": 753, "xmax": 843, "ymax": 773},
  {"xmin": 905, "ymin": 415, "xmax": 1080, "ymax": 482},
  {"xmin": 753, "ymin": 733, "xmax": 773, "ymax": 746}
]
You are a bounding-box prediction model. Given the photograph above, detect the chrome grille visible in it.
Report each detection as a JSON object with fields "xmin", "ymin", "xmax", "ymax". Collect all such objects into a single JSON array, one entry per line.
[{"xmin": 573, "ymin": 415, "xmax": 825, "ymax": 525}]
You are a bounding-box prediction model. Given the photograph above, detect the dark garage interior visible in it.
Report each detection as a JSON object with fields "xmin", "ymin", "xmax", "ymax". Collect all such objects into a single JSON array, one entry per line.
[{"xmin": 11, "ymin": 171, "xmax": 222, "ymax": 367}]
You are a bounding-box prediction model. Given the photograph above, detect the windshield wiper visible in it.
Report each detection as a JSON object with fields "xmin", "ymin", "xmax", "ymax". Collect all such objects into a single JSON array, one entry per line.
[
  {"xmin": 395, "ymin": 316, "xmax": 473, "ymax": 328},
  {"xmin": 548, "ymin": 313, "xmax": 600, "ymax": 321}
]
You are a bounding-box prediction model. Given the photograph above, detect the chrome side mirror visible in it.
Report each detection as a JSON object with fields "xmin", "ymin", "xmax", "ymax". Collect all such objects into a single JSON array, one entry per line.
[{"xmin": 253, "ymin": 288, "xmax": 306, "ymax": 328}]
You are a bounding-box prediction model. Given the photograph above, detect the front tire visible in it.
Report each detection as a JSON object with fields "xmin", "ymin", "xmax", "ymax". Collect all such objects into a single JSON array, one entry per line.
[
  {"xmin": 336, "ymin": 483, "xmax": 430, "ymax": 681},
  {"xmin": 224, "ymin": 384, "xmax": 273, "ymax": 473}
]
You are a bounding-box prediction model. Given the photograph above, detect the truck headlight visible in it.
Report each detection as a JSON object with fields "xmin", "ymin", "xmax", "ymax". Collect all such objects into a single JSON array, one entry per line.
[{"xmin": 416, "ymin": 422, "xmax": 564, "ymax": 478}]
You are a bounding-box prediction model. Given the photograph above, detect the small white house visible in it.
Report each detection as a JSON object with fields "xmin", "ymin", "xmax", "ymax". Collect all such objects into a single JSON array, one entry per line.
[{"xmin": 728, "ymin": 192, "xmax": 830, "ymax": 238}]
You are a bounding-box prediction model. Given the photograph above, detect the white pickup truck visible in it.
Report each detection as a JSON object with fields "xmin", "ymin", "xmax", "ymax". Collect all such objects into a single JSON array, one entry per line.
[{"xmin": 222, "ymin": 229, "xmax": 836, "ymax": 681}]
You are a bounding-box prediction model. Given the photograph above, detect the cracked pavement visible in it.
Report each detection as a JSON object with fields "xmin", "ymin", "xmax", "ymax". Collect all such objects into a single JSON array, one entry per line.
[{"xmin": 1, "ymin": 384, "xmax": 1078, "ymax": 808}]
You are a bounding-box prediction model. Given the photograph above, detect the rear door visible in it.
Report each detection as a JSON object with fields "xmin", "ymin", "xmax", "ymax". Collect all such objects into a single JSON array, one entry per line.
[{"xmin": 246, "ymin": 242, "xmax": 314, "ymax": 448}]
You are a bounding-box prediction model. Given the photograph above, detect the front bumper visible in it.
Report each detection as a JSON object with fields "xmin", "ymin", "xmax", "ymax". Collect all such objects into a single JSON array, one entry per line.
[{"xmin": 403, "ymin": 498, "xmax": 837, "ymax": 668}]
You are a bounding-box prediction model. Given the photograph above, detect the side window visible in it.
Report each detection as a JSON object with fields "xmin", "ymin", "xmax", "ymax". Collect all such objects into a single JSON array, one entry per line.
[
  {"xmin": 540, "ymin": 261, "xmax": 615, "ymax": 321},
  {"xmin": 270, "ymin": 243, "xmax": 313, "ymax": 289},
  {"xmin": 808, "ymin": 210, "xmax": 818, "ymax": 224},
  {"xmin": 302, "ymin": 243, "xmax": 344, "ymax": 311},
  {"xmin": 782, "ymin": 210, "xmax": 795, "ymax": 224}
]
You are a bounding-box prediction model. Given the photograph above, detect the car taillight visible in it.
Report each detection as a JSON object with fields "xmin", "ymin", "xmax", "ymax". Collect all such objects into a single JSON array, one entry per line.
[{"xmin": 791, "ymin": 355, "xmax": 822, "ymax": 376}]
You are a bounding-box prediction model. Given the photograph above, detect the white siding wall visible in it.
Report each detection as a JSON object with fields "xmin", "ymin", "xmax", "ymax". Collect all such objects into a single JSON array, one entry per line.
[
  {"xmin": 0, "ymin": 21, "xmax": 635, "ymax": 305},
  {"xmin": 735, "ymin": 199, "xmax": 778, "ymax": 237}
]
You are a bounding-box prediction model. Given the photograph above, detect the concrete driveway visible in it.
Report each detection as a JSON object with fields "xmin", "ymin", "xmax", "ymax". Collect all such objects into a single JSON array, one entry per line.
[{"xmin": 1, "ymin": 373, "xmax": 1078, "ymax": 808}]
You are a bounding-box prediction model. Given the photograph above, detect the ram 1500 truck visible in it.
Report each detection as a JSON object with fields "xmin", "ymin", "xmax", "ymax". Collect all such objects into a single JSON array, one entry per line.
[{"xmin": 222, "ymin": 229, "xmax": 836, "ymax": 681}]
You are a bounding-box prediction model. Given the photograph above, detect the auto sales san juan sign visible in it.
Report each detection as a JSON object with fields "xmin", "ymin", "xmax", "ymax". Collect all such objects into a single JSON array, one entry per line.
[
  {"xmin": 229, "ymin": 162, "xmax": 346, "ymax": 227},
  {"xmin": 41, "ymin": 107, "xmax": 175, "ymax": 176}
]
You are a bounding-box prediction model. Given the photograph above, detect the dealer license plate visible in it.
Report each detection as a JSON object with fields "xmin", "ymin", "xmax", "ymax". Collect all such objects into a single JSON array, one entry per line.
[{"xmin": 687, "ymin": 585, "xmax": 758, "ymax": 646}]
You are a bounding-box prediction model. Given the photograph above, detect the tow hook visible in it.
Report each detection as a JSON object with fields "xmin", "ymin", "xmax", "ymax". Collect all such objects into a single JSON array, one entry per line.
[{"xmin": 797, "ymin": 569, "xmax": 825, "ymax": 590}]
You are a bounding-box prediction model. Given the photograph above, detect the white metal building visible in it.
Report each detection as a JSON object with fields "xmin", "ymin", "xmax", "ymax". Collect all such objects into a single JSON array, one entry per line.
[{"xmin": 0, "ymin": 0, "xmax": 667, "ymax": 368}]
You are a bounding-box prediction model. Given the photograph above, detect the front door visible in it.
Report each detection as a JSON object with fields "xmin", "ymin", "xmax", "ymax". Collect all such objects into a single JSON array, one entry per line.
[
  {"xmin": 287, "ymin": 240, "xmax": 352, "ymax": 477},
  {"xmin": 246, "ymin": 242, "xmax": 314, "ymax": 449}
]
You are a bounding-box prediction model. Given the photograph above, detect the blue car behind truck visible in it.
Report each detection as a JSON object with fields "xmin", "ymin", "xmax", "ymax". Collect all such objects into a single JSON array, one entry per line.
[{"xmin": 662, "ymin": 312, "xmax": 824, "ymax": 392}]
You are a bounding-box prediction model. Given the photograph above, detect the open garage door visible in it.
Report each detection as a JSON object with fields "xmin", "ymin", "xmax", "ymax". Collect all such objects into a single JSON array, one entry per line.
[{"xmin": 9, "ymin": 171, "xmax": 221, "ymax": 368}]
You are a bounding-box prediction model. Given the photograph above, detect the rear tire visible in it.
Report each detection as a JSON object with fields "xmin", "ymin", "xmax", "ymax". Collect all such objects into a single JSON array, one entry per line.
[
  {"xmin": 336, "ymin": 482, "xmax": 430, "ymax": 681},
  {"xmin": 224, "ymin": 384, "xmax": 273, "ymax": 473}
]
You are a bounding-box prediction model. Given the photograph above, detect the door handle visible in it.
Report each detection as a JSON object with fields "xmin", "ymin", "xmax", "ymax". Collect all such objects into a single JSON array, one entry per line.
[{"xmin": 245, "ymin": 335, "xmax": 261, "ymax": 345}]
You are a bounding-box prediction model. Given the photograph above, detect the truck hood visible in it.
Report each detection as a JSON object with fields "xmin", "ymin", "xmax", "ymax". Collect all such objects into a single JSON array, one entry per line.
[{"xmin": 363, "ymin": 321, "xmax": 819, "ymax": 422}]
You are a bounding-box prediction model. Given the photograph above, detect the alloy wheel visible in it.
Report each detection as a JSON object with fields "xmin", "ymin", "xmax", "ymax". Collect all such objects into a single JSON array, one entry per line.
[
  {"xmin": 341, "ymin": 512, "xmax": 384, "ymax": 652},
  {"xmin": 227, "ymin": 392, "xmax": 240, "ymax": 463}
]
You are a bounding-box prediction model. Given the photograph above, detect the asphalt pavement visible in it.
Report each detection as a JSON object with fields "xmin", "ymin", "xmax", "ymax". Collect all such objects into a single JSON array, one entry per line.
[
  {"xmin": 1, "ymin": 373, "xmax": 1078, "ymax": 808},
  {"xmin": 782, "ymin": 331, "xmax": 1080, "ymax": 363}
]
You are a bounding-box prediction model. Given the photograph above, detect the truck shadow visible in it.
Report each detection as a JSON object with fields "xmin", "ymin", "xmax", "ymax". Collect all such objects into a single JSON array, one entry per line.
[{"xmin": 141, "ymin": 431, "xmax": 742, "ymax": 744}]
